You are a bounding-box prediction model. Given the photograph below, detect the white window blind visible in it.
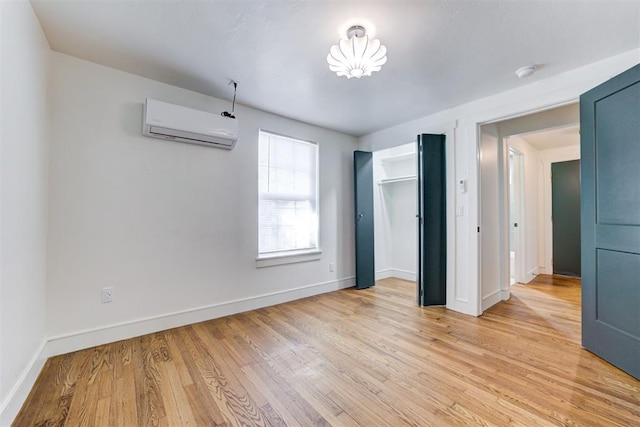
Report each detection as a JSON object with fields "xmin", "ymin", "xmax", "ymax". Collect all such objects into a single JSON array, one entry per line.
[{"xmin": 258, "ymin": 131, "xmax": 318, "ymax": 256}]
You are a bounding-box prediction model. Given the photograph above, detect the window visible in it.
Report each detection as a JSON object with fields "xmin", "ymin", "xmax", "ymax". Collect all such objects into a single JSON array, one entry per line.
[{"xmin": 258, "ymin": 131, "xmax": 319, "ymax": 260}]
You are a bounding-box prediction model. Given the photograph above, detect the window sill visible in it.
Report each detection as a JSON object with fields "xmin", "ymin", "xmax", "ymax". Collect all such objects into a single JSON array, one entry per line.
[{"xmin": 256, "ymin": 250, "xmax": 322, "ymax": 268}]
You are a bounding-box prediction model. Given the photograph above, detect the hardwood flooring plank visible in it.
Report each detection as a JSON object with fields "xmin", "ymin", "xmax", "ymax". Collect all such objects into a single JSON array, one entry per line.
[
  {"xmin": 176, "ymin": 325, "xmax": 241, "ymax": 425},
  {"xmin": 133, "ymin": 335, "xmax": 168, "ymax": 426},
  {"xmin": 94, "ymin": 397, "xmax": 110, "ymax": 426},
  {"xmin": 191, "ymin": 322, "xmax": 271, "ymax": 426},
  {"xmin": 61, "ymin": 349, "xmax": 95, "ymax": 426},
  {"xmin": 157, "ymin": 360, "xmax": 194, "ymax": 425},
  {"xmin": 240, "ymin": 365, "xmax": 318, "ymax": 427}
]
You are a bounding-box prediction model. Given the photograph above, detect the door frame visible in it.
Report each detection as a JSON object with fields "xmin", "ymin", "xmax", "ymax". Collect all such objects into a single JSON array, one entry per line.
[{"xmin": 475, "ymin": 99, "xmax": 578, "ymax": 313}]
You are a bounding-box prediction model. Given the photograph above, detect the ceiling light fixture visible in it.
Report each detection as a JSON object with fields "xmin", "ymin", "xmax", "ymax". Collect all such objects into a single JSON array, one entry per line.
[
  {"xmin": 515, "ymin": 65, "xmax": 537, "ymax": 79},
  {"xmin": 327, "ymin": 25, "xmax": 387, "ymax": 79}
]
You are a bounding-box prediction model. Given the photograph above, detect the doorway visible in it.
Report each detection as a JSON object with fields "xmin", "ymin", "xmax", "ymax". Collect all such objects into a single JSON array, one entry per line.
[
  {"xmin": 372, "ymin": 142, "xmax": 417, "ymax": 283},
  {"xmin": 479, "ymin": 103, "xmax": 580, "ymax": 312},
  {"xmin": 369, "ymin": 135, "xmax": 447, "ymax": 307},
  {"xmin": 356, "ymin": 124, "xmax": 456, "ymax": 310}
]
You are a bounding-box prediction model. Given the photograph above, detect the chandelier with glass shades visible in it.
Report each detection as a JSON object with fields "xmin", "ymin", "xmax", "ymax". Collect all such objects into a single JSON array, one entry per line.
[{"xmin": 327, "ymin": 25, "xmax": 387, "ymax": 79}]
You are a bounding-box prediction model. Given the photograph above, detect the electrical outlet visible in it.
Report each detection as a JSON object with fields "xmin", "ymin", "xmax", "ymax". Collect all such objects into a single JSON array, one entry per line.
[
  {"xmin": 101, "ymin": 287, "xmax": 114, "ymax": 303},
  {"xmin": 329, "ymin": 263, "xmax": 335, "ymax": 272}
]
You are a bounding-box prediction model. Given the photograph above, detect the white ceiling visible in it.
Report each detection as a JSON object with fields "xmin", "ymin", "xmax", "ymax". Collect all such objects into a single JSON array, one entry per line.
[
  {"xmin": 31, "ymin": 0, "xmax": 640, "ymax": 136},
  {"xmin": 520, "ymin": 125, "xmax": 580, "ymax": 151}
]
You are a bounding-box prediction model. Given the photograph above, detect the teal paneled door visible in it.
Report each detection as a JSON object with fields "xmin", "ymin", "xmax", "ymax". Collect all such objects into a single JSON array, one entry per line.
[
  {"xmin": 581, "ymin": 64, "xmax": 640, "ymax": 379},
  {"xmin": 552, "ymin": 160, "xmax": 581, "ymax": 277},
  {"xmin": 417, "ymin": 134, "xmax": 446, "ymax": 306},
  {"xmin": 354, "ymin": 151, "xmax": 375, "ymax": 289}
]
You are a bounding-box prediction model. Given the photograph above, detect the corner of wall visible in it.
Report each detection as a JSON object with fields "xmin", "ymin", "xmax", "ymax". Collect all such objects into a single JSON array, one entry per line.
[
  {"xmin": 0, "ymin": 1, "xmax": 53, "ymax": 423},
  {"xmin": 0, "ymin": 340, "xmax": 48, "ymax": 426}
]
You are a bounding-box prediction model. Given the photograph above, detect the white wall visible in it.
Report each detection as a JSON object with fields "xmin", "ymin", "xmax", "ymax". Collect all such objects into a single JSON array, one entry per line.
[
  {"xmin": 45, "ymin": 52, "xmax": 358, "ymax": 352},
  {"xmin": 389, "ymin": 181, "xmax": 416, "ymax": 277},
  {"xmin": 373, "ymin": 143, "xmax": 416, "ymax": 281},
  {"xmin": 0, "ymin": 1, "xmax": 50, "ymax": 423},
  {"xmin": 359, "ymin": 48, "xmax": 640, "ymax": 315},
  {"xmin": 373, "ymin": 152, "xmax": 391, "ymax": 277}
]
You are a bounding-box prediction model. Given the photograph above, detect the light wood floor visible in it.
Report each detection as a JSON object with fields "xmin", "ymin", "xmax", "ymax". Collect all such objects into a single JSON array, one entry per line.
[{"xmin": 14, "ymin": 275, "xmax": 640, "ymax": 426}]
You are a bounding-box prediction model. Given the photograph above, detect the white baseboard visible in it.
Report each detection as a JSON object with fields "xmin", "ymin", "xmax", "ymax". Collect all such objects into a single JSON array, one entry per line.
[
  {"xmin": 524, "ymin": 267, "xmax": 539, "ymax": 283},
  {"xmin": 0, "ymin": 340, "xmax": 47, "ymax": 426},
  {"xmin": 0, "ymin": 277, "xmax": 354, "ymax": 425},
  {"xmin": 481, "ymin": 289, "xmax": 502, "ymax": 312},
  {"xmin": 390, "ymin": 269, "xmax": 416, "ymax": 282},
  {"xmin": 375, "ymin": 268, "xmax": 416, "ymax": 282},
  {"xmin": 375, "ymin": 268, "xmax": 393, "ymax": 280}
]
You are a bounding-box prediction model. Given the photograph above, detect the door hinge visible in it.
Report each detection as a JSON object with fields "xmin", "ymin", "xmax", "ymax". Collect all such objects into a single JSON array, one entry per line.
[{"xmin": 477, "ymin": 226, "xmax": 480, "ymax": 233}]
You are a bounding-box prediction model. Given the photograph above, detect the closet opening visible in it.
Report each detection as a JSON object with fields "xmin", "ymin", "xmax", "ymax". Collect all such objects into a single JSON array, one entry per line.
[{"xmin": 372, "ymin": 142, "xmax": 418, "ymax": 289}]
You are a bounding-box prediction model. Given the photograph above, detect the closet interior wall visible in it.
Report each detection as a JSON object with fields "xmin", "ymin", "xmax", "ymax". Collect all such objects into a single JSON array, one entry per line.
[{"xmin": 373, "ymin": 143, "xmax": 417, "ymax": 282}]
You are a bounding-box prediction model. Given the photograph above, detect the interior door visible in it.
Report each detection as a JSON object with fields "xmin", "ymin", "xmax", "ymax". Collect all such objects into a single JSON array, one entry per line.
[
  {"xmin": 417, "ymin": 134, "xmax": 446, "ymax": 305},
  {"xmin": 354, "ymin": 151, "xmax": 375, "ymax": 289},
  {"xmin": 581, "ymin": 64, "xmax": 640, "ymax": 379},
  {"xmin": 552, "ymin": 160, "xmax": 581, "ymax": 277}
]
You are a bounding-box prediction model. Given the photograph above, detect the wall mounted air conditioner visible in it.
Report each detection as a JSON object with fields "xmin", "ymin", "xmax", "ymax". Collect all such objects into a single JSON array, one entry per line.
[{"xmin": 142, "ymin": 99, "xmax": 238, "ymax": 149}]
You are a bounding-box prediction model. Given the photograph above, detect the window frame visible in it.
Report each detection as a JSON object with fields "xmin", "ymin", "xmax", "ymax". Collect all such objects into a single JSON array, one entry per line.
[{"xmin": 256, "ymin": 130, "xmax": 321, "ymax": 267}]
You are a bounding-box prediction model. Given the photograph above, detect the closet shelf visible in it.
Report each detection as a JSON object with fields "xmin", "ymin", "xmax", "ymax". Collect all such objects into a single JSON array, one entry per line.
[
  {"xmin": 378, "ymin": 175, "xmax": 417, "ymax": 185},
  {"xmin": 379, "ymin": 152, "xmax": 416, "ymax": 164}
]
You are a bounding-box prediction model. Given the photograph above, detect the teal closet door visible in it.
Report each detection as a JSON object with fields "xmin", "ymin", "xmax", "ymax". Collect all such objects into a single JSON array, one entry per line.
[
  {"xmin": 354, "ymin": 151, "xmax": 375, "ymax": 289},
  {"xmin": 417, "ymin": 134, "xmax": 446, "ymax": 306}
]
